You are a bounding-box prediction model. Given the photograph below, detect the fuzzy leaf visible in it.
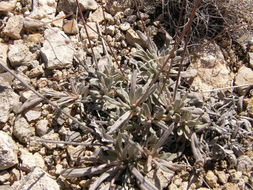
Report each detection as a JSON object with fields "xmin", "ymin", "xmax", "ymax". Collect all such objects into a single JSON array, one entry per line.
[{"xmin": 107, "ymin": 111, "xmax": 132, "ymax": 134}]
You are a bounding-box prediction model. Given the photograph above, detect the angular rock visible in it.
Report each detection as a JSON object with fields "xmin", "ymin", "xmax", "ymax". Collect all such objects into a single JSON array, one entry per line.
[
  {"xmin": 13, "ymin": 116, "xmax": 34, "ymax": 143},
  {"xmin": 237, "ymin": 155, "xmax": 253, "ymax": 172},
  {"xmin": 0, "ymin": 185, "xmax": 13, "ymax": 190},
  {"xmin": 23, "ymin": 17, "xmax": 45, "ymax": 31},
  {"xmin": 11, "ymin": 167, "xmax": 60, "ymax": 190},
  {"xmin": 0, "ymin": 0, "xmax": 17, "ymax": 13},
  {"xmin": 235, "ymin": 66, "xmax": 253, "ymax": 95},
  {"xmin": 119, "ymin": 22, "xmax": 130, "ymax": 31},
  {"xmin": 58, "ymin": 0, "xmax": 98, "ymax": 13},
  {"xmin": 0, "ymin": 72, "xmax": 14, "ymax": 87},
  {"xmin": 215, "ymin": 170, "xmax": 228, "ymax": 184},
  {"xmin": 29, "ymin": 0, "xmax": 57, "ymax": 21},
  {"xmin": 0, "ymin": 87, "xmax": 19, "ymax": 123},
  {"xmin": 80, "ymin": 22, "xmax": 99, "ymax": 40},
  {"xmin": 205, "ymin": 170, "xmax": 218, "ymax": 188},
  {"xmin": 0, "ymin": 43, "xmax": 9, "ymax": 73},
  {"xmin": 126, "ymin": 28, "xmax": 146, "ymax": 47},
  {"xmin": 0, "ymin": 131, "xmax": 18, "ymax": 170},
  {"xmin": 36, "ymin": 119, "xmax": 49, "ymax": 136},
  {"xmin": 41, "ymin": 28, "xmax": 75, "ymax": 69},
  {"xmin": 20, "ymin": 148, "xmax": 45, "ymax": 172},
  {"xmin": 52, "ymin": 11, "xmax": 65, "ymax": 28},
  {"xmin": 8, "ymin": 43, "xmax": 34, "ymax": 67},
  {"xmin": 24, "ymin": 110, "xmax": 42, "ymax": 122},
  {"xmin": 223, "ymin": 183, "xmax": 240, "ymax": 190},
  {"xmin": 63, "ymin": 19, "xmax": 79, "ymax": 34},
  {"xmin": 89, "ymin": 6, "xmax": 114, "ymax": 24},
  {"xmin": 3, "ymin": 15, "xmax": 24, "ymax": 39},
  {"xmin": 189, "ymin": 43, "xmax": 234, "ymax": 95}
]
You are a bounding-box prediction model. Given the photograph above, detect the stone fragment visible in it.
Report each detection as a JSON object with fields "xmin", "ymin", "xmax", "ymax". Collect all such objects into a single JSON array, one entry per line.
[
  {"xmin": 0, "ymin": 72, "xmax": 14, "ymax": 87},
  {"xmin": 0, "ymin": 185, "xmax": 13, "ymax": 190},
  {"xmin": 25, "ymin": 110, "xmax": 42, "ymax": 122},
  {"xmin": 52, "ymin": 11, "xmax": 65, "ymax": 28},
  {"xmin": 235, "ymin": 66, "xmax": 253, "ymax": 95},
  {"xmin": 105, "ymin": 0, "xmax": 131, "ymax": 15},
  {"xmin": 189, "ymin": 42, "xmax": 234, "ymax": 95},
  {"xmin": 3, "ymin": 15, "xmax": 24, "ymax": 39},
  {"xmin": 29, "ymin": 0, "xmax": 57, "ymax": 21},
  {"xmin": 0, "ymin": 43, "xmax": 9, "ymax": 73},
  {"xmin": 119, "ymin": 22, "xmax": 130, "ymax": 31},
  {"xmin": 105, "ymin": 25, "xmax": 116, "ymax": 36},
  {"xmin": 89, "ymin": 6, "xmax": 113, "ymax": 24},
  {"xmin": 229, "ymin": 171, "xmax": 242, "ymax": 183},
  {"xmin": 11, "ymin": 167, "xmax": 60, "ymax": 190},
  {"xmin": 63, "ymin": 19, "xmax": 79, "ymax": 34},
  {"xmin": 13, "ymin": 117, "xmax": 34, "ymax": 143},
  {"xmin": 237, "ymin": 155, "xmax": 253, "ymax": 172},
  {"xmin": 41, "ymin": 133, "xmax": 60, "ymax": 149},
  {"xmin": 0, "ymin": 87, "xmax": 19, "ymax": 123},
  {"xmin": 20, "ymin": 148, "xmax": 45, "ymax": 172},
  {"xmin": 126, "ymin": 28, "xmax": 146, "ymax": 47},
  {"xmin": 0, "ymin": 0, "xmax": 17, "ymax": 13},
  {"xmin": 0, "ymin": 131, "xmax": 18, "ymax": 170},
  {"xmin": 8, "ymin": 43, "xmax": 34, "ymax": 67},
  {"xmin": 205, "ymin": 170, "xmax": 218, "ymax": 188},
  {"xmin": 80, "ymin": 22, "xmax": 99, "ymax": 40},
  {"xmin": 23, "ymin": 17, "xmax": 44, "ymax": 31},
  {"xmin": 36, "ymin": 119, "xmax": 49, "ymax": 136},
  {"xmin": 41, "ymin": 28, "xmax": 75, "ymax": 69},
  {"xmin": 97, "ymin": 57, "xmax": 110, "ymax": 72},
  {"xmin": 215, "ymin": 170, "xmax": 228, "ymax": 184},
  {"xmin": 58, "ymin": 0, "xmax": 98, "ymax": 13},
  {"xmin": 223, "ymin": 183, "xmax": 240, "ymax": 190}
]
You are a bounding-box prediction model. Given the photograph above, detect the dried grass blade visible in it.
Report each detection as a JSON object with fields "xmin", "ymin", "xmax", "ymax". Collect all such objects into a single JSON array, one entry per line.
[
  {"xmin": 61, "ymin": 162, "xmax": 118, "ymax": 178},
  {"xmin": 129, "ymin": 166, "xmax": 159, "ymax": 190},
  {"xmin": 107, "ymin": 110, "xmax": 132, "ymax": 134},
  {"xmin": 14, "ymin": 96, "xmax": 43, "ymax": 114}
]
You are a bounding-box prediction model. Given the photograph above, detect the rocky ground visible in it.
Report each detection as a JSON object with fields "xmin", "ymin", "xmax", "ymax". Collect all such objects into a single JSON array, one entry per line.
[{"xmin": 0, "ymin": 0, "xmax": 253, "ymax": 190}]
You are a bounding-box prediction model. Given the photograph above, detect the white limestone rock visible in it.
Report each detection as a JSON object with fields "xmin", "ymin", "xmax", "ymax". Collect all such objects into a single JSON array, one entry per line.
[
  {"xmin": 0, "ymin": 43, "xmax": 9, "ymax": 73},
  {"xmin": 3, "ymin": 15, "xmax": 24, "ymax": 39},
  {"xmin": 41, "ymin": 28, "xmax": 75, "ymax": 69},
  {"xmin": 0, "ymin": 131, "xmax": 18, "ymax": 170}
]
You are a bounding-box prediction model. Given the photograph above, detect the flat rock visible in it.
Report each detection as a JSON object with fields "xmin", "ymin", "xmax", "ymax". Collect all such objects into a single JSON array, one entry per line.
[
  {"xmin": 3, "ymin": 15, "xmax": 24, "ymax": 39},
  {"xmin": 235, "ymin": 66, "xmax": 253, "ymax": 95},
  {"xmin": 29, "ymin": 0, "xmax": 57, "ymax": 21},
  {"xmin": 13, "ymin": 116, "xmax": 34, "ymax": 144},
  {"xmin": 0, "ymin": 43, "xmax": 9, "ymax": 73},
  {"xmin": 8, "ymin": 43, "xmax": 34, "ymax": 67},
  {"xmin": 190, "ymin": 42, "xmax": 234, "ymax": 95},
  {"xmin": 11, "ymin": 167, "xmax": 60, "ymax": 190},
  {"xmin": 0, "ymin": 185, "xmax": 13, "ymax": 190},
  {"xmin": 24, "ymin": 110, "xmax": 42, "ymax": 122},
  {"xmin": 20, "ymin": 148, "xmax": 45, "ymax": 172},
  {"xmin": 0, "ymin": 87, "xmax": 20, "ymax": 123},
  {"xmin": 0, "ymin": 0, "xmax": 17, "ymax": 13},
  {"xmin": 41, "ymin": 27, "xmax": 75, "ymax": 69},
  {"xmin": 0, "ymin": 131, "xmax": 18, "ymax": 170}
]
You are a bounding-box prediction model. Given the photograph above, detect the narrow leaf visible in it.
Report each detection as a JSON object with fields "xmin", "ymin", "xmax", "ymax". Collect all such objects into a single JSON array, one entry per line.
[
  {"xmin": 61, "ymin": 162, "xmax": 118, "ymax": 178},
  {"xmin": 130, "ymin": 70, "xmax": 137, "ymax": 105},
  {"xmin": 129, "ymin": 166, "xmax": 159, "ymax": 190},
  {"xmin": 107, "ymin": 111, "xmax": 132, "ymax": 134}
]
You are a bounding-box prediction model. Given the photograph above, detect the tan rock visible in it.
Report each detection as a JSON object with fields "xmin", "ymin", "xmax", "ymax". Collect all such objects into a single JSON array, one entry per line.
[
  {"xmin": 3, "ymin": 15, "xmax": 24, "ymax": 39},
  {"xmin": 223, "ymin": 183, "xmax": 240, "ymax": 190},
  {"xmin": 0, "ymin": 43, "xmax": 9, "ymax": 73},
  {"xmin": 89, "ymin": 6, "xmax": 114, "ymax": 24},
  {"xmin": 126, "ymin": 28, "xmax": 146, "ymax": 47},
  {"xmin": 215, "ymin": 170, "xmax": 228, "ymax": 184},
  {"xmin": 52, "ymin": 11, "xmax": 65, "ymax": 28},
  {"xmin": 205, "ymin": 170, "xmax": 218, "ymax": 188},
  {"xmin": 190, "ymin": 43, "xmax": 234, "ymax": 96},
  {"xmin": 63, "ymin": 19, "xmax": 79, "ymax": 34},
  {"xmin": 234, "ymin": 66, "xmax": 253, "ymax": 95},
  {"xmin": 80, "ymin": 22, "xmax": 99, "ymax": 40},
  {"xmin": 0, "ymin": 0, "xmax": 17, "ymax": 13}
]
